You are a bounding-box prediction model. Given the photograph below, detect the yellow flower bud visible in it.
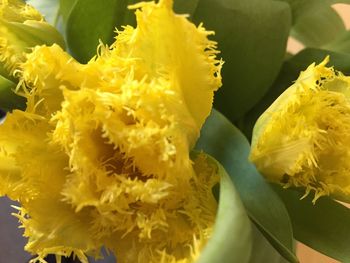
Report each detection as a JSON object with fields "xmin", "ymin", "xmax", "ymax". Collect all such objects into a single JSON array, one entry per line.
[
  {"xmin": 0, "ymin": 0, "xmax": 223, "ymax": 262},
  {"xmin": 0, "ymin": 0, "xmax": 65, "ymax": 75},
  {"xmin": 250, "ymin": 57, "xmax": 350, "ymax": 202}
]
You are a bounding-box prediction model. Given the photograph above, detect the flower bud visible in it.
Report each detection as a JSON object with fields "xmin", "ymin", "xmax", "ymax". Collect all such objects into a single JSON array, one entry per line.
[{"xmin": 250, "ymin": 57, "xmax": 350, "ymax": 202}]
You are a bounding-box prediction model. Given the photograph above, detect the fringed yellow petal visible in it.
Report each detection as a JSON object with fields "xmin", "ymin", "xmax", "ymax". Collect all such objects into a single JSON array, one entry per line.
[
  {"xmin": 0, "ymin": 110, "xmax": 52, "ymax": 201},
  {"xmin": 19, "ymin": 44, "xmax": 89, "ymax": 116},
  {"xmin": 16, "ymin": 198, "xmax": 96, "ymax": 263},
  {"xmin": 51, "ymin": 86, "xmax": 218, "ymax": 263},
  {"xmin": 0, "ymin": 0, "xmax": 42, "ymax": 73},
  {"xmin": 0, "ymin": 0, "xmax": 64, "ymax": 75},
  {"xmin": 250, "ymin": 57, "xmax": 350, "ymax": 202},
  {"xmin": 0, "ymin": 136, "xmax": 21, "ymax": 197},
  {"xmin": 97, "ymin": 153, "xmax": 218, "ymax": 263},
  {"xmin": 0, "ymin": 0, "xmax": 42, "ymax": 22},
  {"xmin": 0, "ymin": 110, "xmax": 101, "ymax": 262},
  {"xmin": 95, "ymin": 0, "xmax": 222, "ymax": 145}
]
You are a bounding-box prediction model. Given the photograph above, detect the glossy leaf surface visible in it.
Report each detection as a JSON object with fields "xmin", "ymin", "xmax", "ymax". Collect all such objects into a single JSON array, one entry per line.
[
  {"xmin": 196, "ymin": 110, "xmax": 297, "ymax": 263},
  {"xmin": 324, "ymin": 30, "xmax": 350, "ymax": 54},
  {"xmin": 190, "ymin": 0, "xmax": 291, "ymax": 120},
  {"xmin": 291, "ymin": 3, "xmax": 345, "ymax": 47},
  {"xmin": 281, "ymin": 0, "xmax": 350, "ymax": 48},
  {"xmin": 249, "ymin": 225, "xmax": 288, "ymax": 263},
  {"xmin": 196, "ymin": 153, "xmax": 252, "ymax": 263},
  {"xmin": 274, "ymin": 186, "xmax": 350, "ymax": 262},
  {"xmin": 66, "ymin": 0, "xmax": 136, "ymax": 63}
]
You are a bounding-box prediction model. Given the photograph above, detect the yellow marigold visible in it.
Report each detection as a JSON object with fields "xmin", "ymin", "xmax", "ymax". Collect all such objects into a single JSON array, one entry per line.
[
  {"xmin": 0, "ymin": 0, "xmax": 65, "ymax": 76},
  {"xmin": 1, "ymin": 0, "xmax": 223, "ymax": 262},
  {"xmin": 250, "ymin": 57, "xmax": 350, "ymax": 202}
]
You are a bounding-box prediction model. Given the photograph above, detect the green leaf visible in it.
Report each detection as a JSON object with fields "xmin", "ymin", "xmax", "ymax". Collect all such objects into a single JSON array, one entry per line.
[
  {"xmin": 273, "ymin": 186, "xmax": 350, "ymax": 262},
  {"xmin": 190, "ymin": 0, "xmax": 291, "ymax": 121},
  {"xmin": 173, "ymin": 0, "xmax": 199, "ymax": 15},
  {"xmin": 66, "ymin": 0, "xmax": 136, "ymax": 63},
  {"xmin": 26, "ymin": 0, "xmax": 71, "ymax": 38},
  {"xmin": 58, "ymin": 0, "xmax": 78, "ymax": 38},
  {"xmin": 280, "ymin": 0, "xmax": 342, "ymax": 17},
  {"xmin": 5, "ymin": 20, "xmax": 66, "ymax": 50},
  {"xmin": 0, "ymin": 75, "xmax": 25, "ymax": 111},
  {"xmin": 196, "ymin": 110, "xmax": 298, "ymax": 263},
  {"xmin": 195, "ymin": 152, "xmax": 252, "ymax": 263},
  {"xmin": 250, "ymin": 225, "xmax": 288, "ymax": 263},
  {"xmin": 279, "ymin": 0, "xmax": 350, "ymax": 17},
  {"xmin": 324, "ymin": 30, "xmax": 350, "ymax": 54},
  {"xmin": 288, "ymin": 48, "xmax": 350, "ymax": 74},
  {"xmin": 238, "ymin": 48, "xmax": 350, "ymax": 139},
  {"xmin": 59, "ymin": 0, "xmax": 78, "ymax": 24},
  {"xmin": 280, "ymin": 0, "xmax": 348, "ymax": 47},
  {"xmin": 291, "ymin": 4, "xmax": 345, "ymax": 48}
]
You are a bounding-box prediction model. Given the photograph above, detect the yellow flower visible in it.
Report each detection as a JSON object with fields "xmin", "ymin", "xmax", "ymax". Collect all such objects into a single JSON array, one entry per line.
[
  {"xmin": 0, "ymin": 0, "xmax": 223, "ymax": 262},
  {"xmin": 250, "ymin": 57, "xmax": 350, "ymax": 202},
  {"xmin": 0, "ymin": 0, "xmax": 65, "ymax": 76}
]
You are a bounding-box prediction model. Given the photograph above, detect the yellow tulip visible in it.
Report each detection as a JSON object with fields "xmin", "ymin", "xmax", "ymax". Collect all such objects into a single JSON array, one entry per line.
[
  {"xmin": 0, "ymin": 0, "xmax": 223, "ymax": 262},
  {"xmin": 250, "ymin": 57, "xmax": 350, "ymax": 202}
]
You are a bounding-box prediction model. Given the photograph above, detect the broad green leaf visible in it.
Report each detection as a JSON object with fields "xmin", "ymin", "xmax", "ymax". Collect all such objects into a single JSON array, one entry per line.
[
  {"xmin": 249, "ymin": 225, "xmax": 288, "ymax": 263},
  {"xmin": 58, "ymin": 0, "xmax": 78, "ymax": 38},
  {"xmin": 59, "ymin": 0, "xmax": 78, "ymax": 24},
  {"xmin": 279, "ymin": 0, "xmax": 347, "ymax": 47},
  {"xmin": 196, "ymin": 110, "xmax": 297, "ymax": 263},
  {"xmin": 291, "ymin": 5, "xmax": 345, "ymax": 48},
  {"xmin": 173, "ymin": 0, "xmax": 199, "ymax": 15},
  {"xmin": 26, "ymin": 0, "xmax": 70, "ymax": 39},
  {"xmin": 196, "ymin": 153, "xmax": 252, "ymax": 263},
  {"xmin": 5, "ymin": 20, "xmax": 65, "ymax": 50},
  {"xmin": 324, "ymin": 30, "xmax": 350, "ymax": 54},
  {"xmin": 273, "ymin": 186, "xmax": 350, "ymax": 262},
  {"xmin": 0, "ymin": 76, "xmax": 25, "ymax": 111},
  {"xmin": 287, "ymin": 48, "xmax": 350, "ymax": 74},
  {"xmin": 66, "ymin": 0, "xmax": 136, "ymax": 63},
  {"xmin": 279, "ymin": 0, "xmax": 350, "ymax": 22},
  {"xmin": 239, "ymin": 48, "xmax": 350, "ymax": 139},
  {"xmin": 190, "ymin": 0, "xmax": 291, "ymax": 121}
]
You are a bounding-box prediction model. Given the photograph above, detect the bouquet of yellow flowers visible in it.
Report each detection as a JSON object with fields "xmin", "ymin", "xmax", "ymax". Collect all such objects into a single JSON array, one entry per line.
[{"xmin": 2, "ymin": 0, "xmax": 350, "ymax": 262}]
